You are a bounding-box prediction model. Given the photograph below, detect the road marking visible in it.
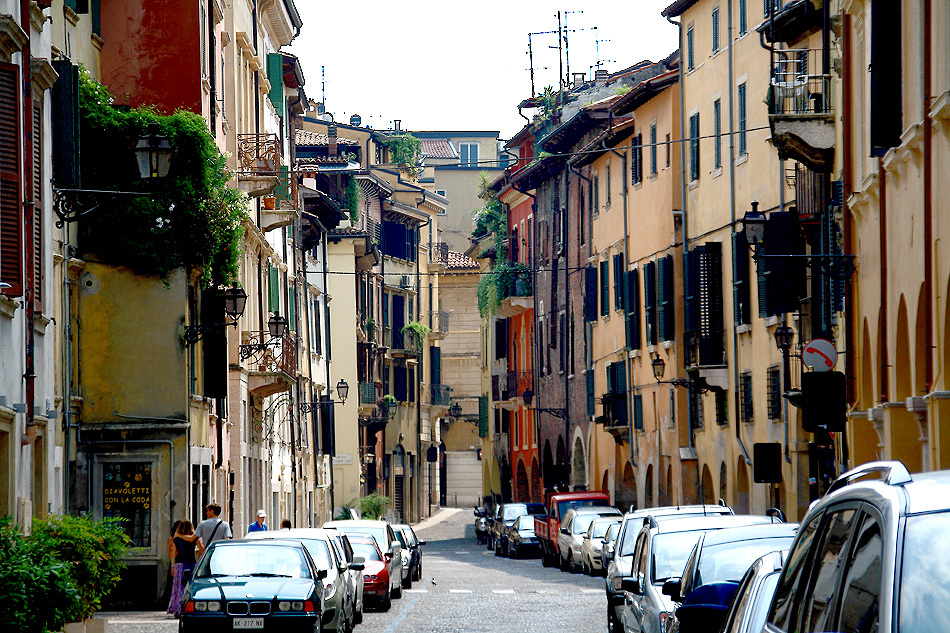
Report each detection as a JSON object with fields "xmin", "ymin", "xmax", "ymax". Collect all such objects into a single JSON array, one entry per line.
[
  {"xmin": 405, "ymin": 589, "xmax": 428, "ymax": 593},
  {"xmin": 382, "ymin": 580, "xmax": 432, "ymax": 633},
  {"xmin": 454, "ymin": 551, "xmax": 469, "ymax": 554},
  {"xmin": 449, "ymin": 589, "xmax": 473, "ymax": 594},
  {"xmin": 581, "ymin": 589, "xmax": 602, "ymax": 594},
  {"xmin": 492, "ymin": 589, "xmax": 516, "ymax": 594}
]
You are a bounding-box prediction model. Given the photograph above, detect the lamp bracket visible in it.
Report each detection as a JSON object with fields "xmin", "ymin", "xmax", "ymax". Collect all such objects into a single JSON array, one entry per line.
[
  {"xmin": 751, "ymin": 251, "xmax": 857, "ymax": 280},
  {"xmin": 53, "ymin": 188, "xmax": 149, "ymax": 228},
  {"xmin": 533, "ymin": 407, "xmax": 568, "ymax": 419},
  {"xmin": 183, "ymin": 321, "xmax": 238, "ymax": 346}
]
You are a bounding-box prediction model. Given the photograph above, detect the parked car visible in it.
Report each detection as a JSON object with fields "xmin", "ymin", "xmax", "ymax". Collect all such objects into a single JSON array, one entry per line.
[
  {"xmin": 581, "ymin": 516, "xmax": 623, "ymax": 575},
  {"xmin": 474, "ymin": 506, "xmax": 490, "ymax": 544},
  {"xmin": 244, "ymin": 528, "xmax": 360, "ymax": 633},
  {"xmin": 665, "ymin": 522, "xmax": 799, "ymax": 633},
  {"xmin": 764, "ymin": 461, "xmax": 950, "ymax": 633},
  {"xmin": 557, "ymin": 506, "xmax": 623, "ymax": 571},
  {"xmin": 323, "ymin": 519, "xmax": 403, "ymax": 600},
  {"xmin": 604, "ymin": 508, "xmax": 751, "ymax": 633},
  {"xmin": 324, "ymin": 529, "xmax": 366, "ymax": 625},
  {"xmin": 601, "ymin": 522, "xmax": 622, "ymax": 571},
  {"xmin": 347, "ymin": 534, "xmax": 393, "ymax": 611},
  {"xmin": 179, "ymin": 539, "xmax": 326, "ymax": 632},
  {"xmin": 391, "ymin": 523, "xmax": 425, "ymax": 582},
  {"xmin": 504, "ymin": 514, "xmax": 541, "ymax": 558},
  {"xmin": 720, "ymin": 551, "xmax": 786, "ymax": 633},
  {"xmin": 391, "ymin": 528, "xmax": 413, "ymax": 589},
  {"xmin": 535, "ymin": 490, "xmax": 611, "ymax": 567},
  {"xmin": 492, "ymin": 502, "xmax": 546, "ymax": 556}
]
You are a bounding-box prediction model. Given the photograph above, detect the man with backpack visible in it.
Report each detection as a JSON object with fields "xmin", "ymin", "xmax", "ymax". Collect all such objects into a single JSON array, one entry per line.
[{"xmin": 195, "ymin": 503, "xmax": 232, "ymax": 546}]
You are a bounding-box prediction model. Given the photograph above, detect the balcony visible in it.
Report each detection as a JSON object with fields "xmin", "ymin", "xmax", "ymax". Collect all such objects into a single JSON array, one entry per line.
[
  {"xmin": 245, "ymin": 332, "xmax": 297, "ymax": 398},
  {"xmin": 386, "ymin": 328, "xmax": 422, "ymax": 357},
  {"xmin": 496, "ymin": 277, "xmax": 533, "ymax": 318},
  {"xmin": 428, "ymin": 310, "xmax": 450, "ymax": 340},
  {"xmin": 491, "ymin": 374, "xmax": 509, "ymax": 402},
  {"xmin": 428, "ymin": 241, "xmax": 449, "ymax": 271},
  {"xmin": 359, "ymin": 381, "xmax": 380, "ymax": 406},
  {"xmin": 767, "ymin": 48, "xmax": 835, "ymax": 171},
  {"xmin": 261, "ymin": 168, "xmax": 299, "ymax": 232},
  {"xmin": 597, "ymin": 394, "xmax": 629, "ymax": 445},
  {"xmin": 236, "ymin": 133, "xmax": 281, "ymax": 197},
  {"xmin": 430, "ymin": 384, "xmax": 453, "ymax": 406},
  {"xmin": 506, "ymin": 370, "xmax": 532, "ymax": 401}
]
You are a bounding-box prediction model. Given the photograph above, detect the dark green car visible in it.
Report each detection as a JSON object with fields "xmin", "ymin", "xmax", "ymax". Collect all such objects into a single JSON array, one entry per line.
[{"xmin": 178, "ymin": 540, "xmax": 327, "ymax": 633}]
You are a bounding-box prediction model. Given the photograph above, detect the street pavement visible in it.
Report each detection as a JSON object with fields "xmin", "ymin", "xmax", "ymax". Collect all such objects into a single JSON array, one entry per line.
[{"xmin": 96, "ymin": 507, "xmax": 606, "ymax": 633}]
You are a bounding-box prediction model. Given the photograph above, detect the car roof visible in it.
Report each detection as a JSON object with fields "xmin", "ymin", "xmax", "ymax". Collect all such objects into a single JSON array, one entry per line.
[
  {"xmin": 323, "ymin": 519, "xmax": 389, "ymax": 528},
  {"xmin": 592, "ymin": 516, "xmax": 623, "ymax": 524},
  {"xmin": 695, "ymin": 522, "xmax": 799, "ymax": 547},
  {"xmin": 550, "ymin": 492, "xmax": 610, "ymax": 500},
  {"xmin": 626, "ymin": 505, "xmax": 733, "ymax": 520},
  {"xmin": 567, "ymin": 506, "xmax": 621, "ymax": 515},
  {"xmin": 823, "ymin": 465, "xmax": 950, "ymax": 516},
  {"xmin": 214, "ymin": 539, "xmax": 308, "ymax": 549},
  {"xmin": 653, "ymin": 514, "xmax": 779, "ymax": 534},
  {"xmin": 245, "ymin": 528, "xmax": 335, "ymax": 540}
]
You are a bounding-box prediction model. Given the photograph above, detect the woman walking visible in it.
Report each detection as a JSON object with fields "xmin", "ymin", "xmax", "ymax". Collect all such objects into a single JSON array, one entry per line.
[{"xmin": 166, "ymin": 519, "xmax": 203, "ymax": 617}]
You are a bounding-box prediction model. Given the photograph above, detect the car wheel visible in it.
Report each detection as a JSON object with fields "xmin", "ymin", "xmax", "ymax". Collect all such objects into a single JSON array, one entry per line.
[
  {"xmin": 414, "ymin": 563, "xmax": 422, "ymax": 581},
  {"xmin": 403, "ymin": 573, "xmax": 412, "ymax": 589},
  {"xmin": 568, "ymin": 551, "xmax": 577, "ymax": 573},
  {"xmin": 509, "ymin": 543, "xmax": 518, "ymax": 559},
  {"xmin": 607, "ymin": 603, "xmax": 620, "ymax": 633},
  {"xmin": 392, "ymin": 582, "xmax": 402, "ymax": 599},
  {"xmin": 494, "ymin": 538, "xmax": 502, "ymax": 556},
  {"xmin": 380, "ymin": 594, "xmax": 392, "ymax": 611}
]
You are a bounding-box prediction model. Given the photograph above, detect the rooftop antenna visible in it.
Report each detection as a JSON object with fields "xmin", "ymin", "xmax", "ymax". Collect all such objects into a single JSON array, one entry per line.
[
  {"xmin": 321, "ymin": 65, "xmax": 326, "ymax": 109},
  {"xmin": 527, "ymin": 27, "xmax": 560, "ymax": 97},
  {"xmin": 561, "ymin": 11, "xmax": 590, "ymax": 88}
]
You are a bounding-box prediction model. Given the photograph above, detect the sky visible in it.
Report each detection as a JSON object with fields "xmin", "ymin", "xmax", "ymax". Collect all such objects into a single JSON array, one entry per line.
[{"xmin": 286, "ymin": 1, "xmax": 679, "ymax": 140}]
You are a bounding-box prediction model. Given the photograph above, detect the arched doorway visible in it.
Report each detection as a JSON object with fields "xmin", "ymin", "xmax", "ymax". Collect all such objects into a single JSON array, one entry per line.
[
  {"xmin": 701, "ymin": 464, "xmax": 714, "ymax": 504},
  {"xmin": 515, "ymin": 460, "xmax": 529, "ymax": 501},
  {"xmin": 736, "ymin": 458, "xmax": 750, "ymax": 514},
  {"xmin": 392, "ymin": 445, "xmax": 406, "ymax": 522},
  {"xmin": 571, "ymin": 437, "xmax": 587, "ymax": 490},
  {"xmin": 617, "ymin": 463, "xmax": 637, "ymax": 511},
  {"xmin": 543, "ymin": 441, "xmax": 555, "ymax": 488},
  {"xmin": 531, "ymin": 458, "xmax": 542, "ymax": 502},
  {"xmin": 644, "ymin": 465, "xmax": 654, "ymax": 509},
  {"xmin": 719, "ymin": 462, "xmax": 728, "ymax": 506}
]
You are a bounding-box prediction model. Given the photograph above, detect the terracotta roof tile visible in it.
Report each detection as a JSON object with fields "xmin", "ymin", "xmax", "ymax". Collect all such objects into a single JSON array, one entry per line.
[
  {"xmin": 295, "ymin": 129, "xmax": 361, "ymax": 146},
  {"xmin": 419, "ymin": 138, "xmax": 457, "ymax": 159},
  {"xmin": 446, "ymin": 250, "xmax": 478, "ymax": 270}
]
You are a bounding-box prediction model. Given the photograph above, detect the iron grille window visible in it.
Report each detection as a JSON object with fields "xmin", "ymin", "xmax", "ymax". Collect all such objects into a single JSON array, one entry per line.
[
  {"xmin": 740, "ymin": 371, "xmax": 754, "ymax": 424},
  {"xmin": 738, "ymin": 83, "xmax": 748, "ymax": 155},
  {"xmin": 712, "ymin": 6, "xmax": 720, "ymax": 53},
  {"xmin": 689, "ymin": 113, "xmax": 700, "ymax": 182},
  {"xmin": 714, "ymin": 99, "xmax": 722, "ymax": 169},
  {"xmin": 767, "ymin": 365, "xmax": 782, "ymax": 419},
  {"xmin": 689, "ymin": 388, "xmax": 704, "ymax": 430}
]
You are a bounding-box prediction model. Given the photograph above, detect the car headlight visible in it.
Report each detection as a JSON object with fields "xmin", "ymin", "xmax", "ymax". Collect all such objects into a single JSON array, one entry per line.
[
  {"xmin": 193, "ymin": 600, "xmax": 222, "ymax": 612},
  {"xmin": 278, "ymin": 601, "xmax": 292, "ymax": 612},
  {"xmin": 292, "ymin": 601, "xmax": 304, "ymax": 611},
  {"xmin": 324, "ymin": 581, "xmax": 337, "ymax": 600}
]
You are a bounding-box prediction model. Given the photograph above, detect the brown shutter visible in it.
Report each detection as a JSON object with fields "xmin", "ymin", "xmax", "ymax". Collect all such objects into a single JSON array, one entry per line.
[
  {"xmin": 32, "ymin": 101, "xmax": 42, "ymax": 310},
  {"xmin": 0, "ymin": 63, "xmax": 22, "ymax": 297}
]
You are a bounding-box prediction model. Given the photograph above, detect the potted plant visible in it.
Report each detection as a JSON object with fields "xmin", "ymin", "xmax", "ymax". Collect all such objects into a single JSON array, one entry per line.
[
  {"xmin": 401, "ymin": 321, "xmax": 431, "ymax": 349},
  {"xmin": 381, "ymin": 394, "xmax": 397, "ymax": 418},
  {"xmin": 364, "ymin": 317, "xmax": 376, "ymax": 341},
  {"xmin": 262, "ymin": 196, "xmax": 276, "ymax": 210}
]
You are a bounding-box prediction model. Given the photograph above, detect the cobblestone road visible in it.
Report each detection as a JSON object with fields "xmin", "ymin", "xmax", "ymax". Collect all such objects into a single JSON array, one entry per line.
[{"xmin": 96, "ymin": 507, "xmax": 606, "ymax": 633}]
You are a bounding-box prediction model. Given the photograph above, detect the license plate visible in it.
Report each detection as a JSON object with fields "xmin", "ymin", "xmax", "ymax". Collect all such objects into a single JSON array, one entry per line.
[{"xmin": 233, "ymin": 618, "xmax": 264, "ymax": 629}]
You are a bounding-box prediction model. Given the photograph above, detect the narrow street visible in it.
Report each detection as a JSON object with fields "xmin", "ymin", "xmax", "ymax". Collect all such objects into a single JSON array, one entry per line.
[{"xmin": 97, "ymin": 508, "xmax": 605, "ymax": 633}]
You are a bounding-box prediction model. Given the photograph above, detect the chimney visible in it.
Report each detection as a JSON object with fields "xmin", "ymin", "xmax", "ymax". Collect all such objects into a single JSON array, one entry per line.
[
  {"xmin": 394, "ymin": 119, "xmax": 401, "ymax": 132},
  {"xmin": 594, "ymin": 69, "xmax": 609, "ymax": 84},
  {"xmin": 328, "ymin": 122, "xmax": 338, "ymax": 157},
  {"xmin": 572, "ymin": 72, "xmax": 586, "ymax": 87}
]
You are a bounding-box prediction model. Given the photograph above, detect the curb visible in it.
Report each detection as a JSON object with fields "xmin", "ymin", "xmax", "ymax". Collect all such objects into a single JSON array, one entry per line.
[{"xmin": 412, "ymin": 507, "xmax": 464, "ymax": 531}]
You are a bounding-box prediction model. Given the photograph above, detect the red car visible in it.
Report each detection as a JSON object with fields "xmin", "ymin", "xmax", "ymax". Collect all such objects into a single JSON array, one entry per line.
[{"xmin": 347, "ymin": 535, "xmax": 393, "ymax": 611}]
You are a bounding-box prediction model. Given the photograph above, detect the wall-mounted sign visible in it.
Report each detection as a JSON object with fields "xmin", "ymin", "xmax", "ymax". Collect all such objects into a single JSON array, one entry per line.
[
  {"xmin": 332, "ymin": 454, "xmax": 353, "ymax": 465},
  {"xmin": 803, "ymin": 338, "xmax": 838, "ymax": 372},
  {"xmin": 103, "ymin": 462, "xmax": 152, "ymax": 548}
]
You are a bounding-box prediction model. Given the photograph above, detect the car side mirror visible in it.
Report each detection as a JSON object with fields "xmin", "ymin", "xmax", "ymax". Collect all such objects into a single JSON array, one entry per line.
[
  {"xmin": 418, "ymin": 540, "xmax": 426, "ymax": 546},
  {"xmin": 352, "ymin": 556, "xmax": 365, "ymax": 564},
  {"xmin": 349, "ymin": 562, "xmax": 365, "ymax": 571},
  {"xmin": 560, "ymin": 528, "xmax": 570, "ymax": 535},
  {"xmin": 317, "ymin": 569, "xmax": 328, "ymax": 580},
  {"xmin": 384, "ymin": 553, "xmax": 392, "ymax": 561},
  {"xmin": 662, "ymin": 579, "xmax": 681, "ymax": 602},
  {"xmin": 620, "ymin": 577, "xmax": 642, "ymax": 594}
]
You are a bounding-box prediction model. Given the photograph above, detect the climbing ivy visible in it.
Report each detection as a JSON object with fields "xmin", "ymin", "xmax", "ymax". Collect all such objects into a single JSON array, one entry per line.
[{"xmin": 344, "ymin": 177, "xmax": 361, "ymax": 225}]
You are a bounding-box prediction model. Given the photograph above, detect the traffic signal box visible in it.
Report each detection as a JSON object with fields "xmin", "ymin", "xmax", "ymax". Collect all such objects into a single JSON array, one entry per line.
[{"xmin": 800, "ymin": 371, "xmax": 847, "ymax": 433}]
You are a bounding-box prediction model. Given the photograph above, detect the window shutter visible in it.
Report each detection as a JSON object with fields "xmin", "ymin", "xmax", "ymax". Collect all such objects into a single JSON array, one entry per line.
[
  {"xmin": 32, "ymin": 102, "xmax": 42, "ymax": 311},
  {"xmin": 712, "ymin": 7, "xmax": 720, "ymax": 52},
  {"xmin": 268, "ymin": 265, "xmax": 279, "ymax": 312},
  {"xmin": 697, "ymin": 243, "xmax": 725, "ymax": 366},
  {"xmin": 394, "ymin": 365, "xmax": 408, "ymax": 402},
  {"xmin": 644, "ymin": 261, "xmax": 657, "ymax": 345},
  {"xmin": 52, "ymin": 60, "xmax": 81, "ymax": 188},
  {"xmin": 430, "ymin": 346, "xmax": 442, "ymax": 385},
  {"xmin": 600, "ymin": 260, "xmax": 609, "ymax": 317},
  {"xmin": 267, "ymin": 53, "xmax": 284, "ymax": 110},
  {"xmin": 586, "ymin": 371, "xmax": 595, "ymax": 416},
  {"xmin": 584, "ymin": 266, "xmax": 598, "ymax": 322},
  {"xmin": 733, "ymin": 232, "xmax": 751, "ymax": 324},
  {"xmin": 714, "ymin": 99, "xmax": 722, "ymax": 168},
  {"xmin": 637, "ymin": 135, "xmax": 644, "ymax": 184},
  {"xmin": 625, "ymin": 269, "xmax": 641, "ymax": 350},
  {"xmin": 614, "ymin": 362, "xmax": 627, "ymax": 425},
  {"xmin": 633, "ymin": 394, "xmax": 644, "ymax": 430},
  {"xmin": 478, "ymin": 395, "xmax": 489, "ymax": 437},
  {"xmin": 0, "ymin": 63, "xmax": 22, "ymax": 297},
  {"xmin": 613, "ymin": 253, "xmax": 624, "ymax": 311},
  {"xmin": 408, "ymin": 367, "xmax": 416, "ymax": 403},
  {"xmin": 870, "ymin": 0, "xmax": 902, "ymax": 154},
  {"xmin": 684, "ymin": 249, "xmax": 698, "ymax": 334},
  {"xmin": 687, "ymin": 26, "xmax": 695, "ymax": 70},
  {"xmin": 766, "ymin": 211, "xmax": 806, "ymax": 314},
  {"xmin": 657, "ymin": 257, "xmax": 668, "ymax": 341},
  {"xmin": 650, "ymin": 125, "xmax": 657, "ymax": 175},
  {"xmin": 689, "ymin": 114, "xmax": 700, "ymax": 181},
  {"xmin": 287, "ymin": 282, "xmax": 296, "ymax": 330},
  {"xmin": 738, "ymin": 83, "xmax": 748, "ymax": 155}
]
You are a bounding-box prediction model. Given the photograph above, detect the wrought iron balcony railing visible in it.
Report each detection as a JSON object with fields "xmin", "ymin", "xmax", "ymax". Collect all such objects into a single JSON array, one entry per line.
[
  {"xmin": 237, "ymin": 133, "xmax": 281, "ymax": 174},
  {"xmin": 432, "ymin": 241, "xmax": 449, "ymax": 265},
  {"xmin": 241, "ymin": 331, "xmax": 296, "ymax": 376},
  {"xmin": 768, "ymin": 48, "xmax": 833, "ymax": 116},
  {"xmin": 359, "ymin": 381, "xmax": 379, "ymax": 406},
  {"xmin": 506, "ymin": 370, "xmax": 532, "ymax": 399},
  {"xmin": 430, "ymin": 384, "xmax": 453, "ymax": 406},
  {"xmin": 273, "ymin": 168, "xmax": 299, "ymax": 209}
]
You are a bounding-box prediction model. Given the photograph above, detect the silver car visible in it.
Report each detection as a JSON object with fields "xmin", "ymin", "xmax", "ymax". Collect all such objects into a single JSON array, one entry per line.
[
  {"xmin": 324, "ymin": 529, "xmax": 366, "ymax": 625},
  {"xmin": 720, "ymin": 551, "xmax": 786, "ymax": 633},
  {"xmin": 581, "ymin": 516, "xmax": 622, "ymax": 575},
  {"xmin": 557, "ymin": 506, "xmax": 622, "ymax": 572},
  {"xmin": 323, "ymin": 519, "xmax": 404, "ymax": 601}
]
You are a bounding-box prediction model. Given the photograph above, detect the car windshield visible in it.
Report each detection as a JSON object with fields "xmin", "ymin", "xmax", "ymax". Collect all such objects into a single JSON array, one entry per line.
[
  {"xmin": 196, "ymin": 544, "xmax": 311, "ymax": 579},
  {"xmin": 651, "ymin": 532, "xmax": 705, "ymax": 582},
  {"xmin": 503, "ymin": 506, "xmax": 527, "ymax": 521},
  {"xmin": 340, "ymin": 527, "xmax": 386, "ymax": 549},
  {"xmin": 590, "ymin": 520, "xmax": 617, "ymax": 539},
  {"xmin": 394, "ymin": 531, "xmax": 407, "ymax": 547},
  {"xmin": 350, "ymin": 542, "xmax": 382, "ymax": 562},
  {"xmin": 292, "ymin": 539, "xmax": 332, "ymax": 569},
  {"xmin": 900, "ymin": 512, "xmax": 950, "ymax": 632},
  {"xmin": 516, "ymin": 515, "xmax": 535, "ymax": 530},
  {"xmin": 558, "ymin": 499, "xmax": 604, "ymax": 518},
  {"xmin": 695, "ymin": 537, "xmax": 796, "ymax": 587},
  {"xmin": 619, "ymin": 520, "xmax": 642, "ymax": 556}
]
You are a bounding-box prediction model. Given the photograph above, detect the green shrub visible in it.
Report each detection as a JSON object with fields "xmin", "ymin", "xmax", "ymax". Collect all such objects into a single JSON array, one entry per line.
[{"xmin": 357, "ymin": 493, "xmax": 391, "ymax": 520}]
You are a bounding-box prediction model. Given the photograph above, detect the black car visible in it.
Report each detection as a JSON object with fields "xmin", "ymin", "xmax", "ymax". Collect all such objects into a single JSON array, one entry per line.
[
  {"xmin": 179, "ymin": 539, "xmax": 327, "ymax": 633},
  {"xmin": 492, "ymin": 502, "xmax": 546, "ymax": 555},
  {"xmin": 391, "ymin": 523, "xmax": 425, "ymax": 582},
  {"xmin": 474, "ymin": 507, "xmax": 490, "ymax": 544},
  {"xmin": 505, "ymin": 514, "xmax": 541, "ymax": 558}
]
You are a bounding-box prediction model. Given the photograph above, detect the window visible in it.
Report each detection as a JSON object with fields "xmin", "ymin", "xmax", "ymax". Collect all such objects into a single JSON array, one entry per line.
[
  {"xmin": 600, "ymin": 260, "xmax": 610, "ymax": 317},
  {"xmin": 436, "ymin": 190, "xmax": 447, "ymax": 213},
  {"xmin": 767, "ymin": 365, "xmax": 782, "ymax": 419},
  {"xmin": 633, "ymin": 394, "xmax": 644, "ymax": 430},
  {"xmin": 592, "ymin": 175, "xmax": 600, "ymax": 214},
  {"xmin": 732, "ymin": 232, "xmax": 751, "ymax": 324},
  {"xmin": 605, "ymin": 161, "xmax": 612, "ymax": 207},
  {"xmin": 770, "ymin": 512, "xmax": 823, "ymax": 631},
  {"xmin": 625, "ymin": 269, "xmax": 641, "ymax": 350},
  {"xmin": 631, "ymin": 135, "xmax": 641, "ymax": 185},
  {"xmin": 715, "ymin": 391, "xmax": 728, "ymax": 425},
  {"xmin": 836, "ymin": 513, "xmax": 883, "ymax": 633},
  {"xmin": 666, "ymin": 133, "xmax": 671, "ymax": 167},
  {"xmin": 459, "ymin": 142, "xmax": 479, "ymax": 167},
  {"xmin": 650, "ymin": 124, "xmax": 657, "ymax": 176},
  {"xmin": 687, "ymin": 25, "xmax": 695, "ymax": 71},
  {"xmin": 689, "ymin": 113, "xmax": 700, "ymax": 181},
  {"xmin": 739, "ymin": 0, "xmax": 748, "ymax": 35},
  {"xmin": 606, "ymin": 362, "xmax": 628, "ymax": 425},
  {"xmin": 644, "ymin": 260, "xmax": 658, "ymax": 346},
  {"xmin": 657, "ymin": 255, "xmax": 675, "ymax": 341},
  {"xmin": 714, "ymin": 99, "xmax": 722, "ymax": 169},
  {"xmin": 0, "ymin": 63, "xmax": 22, "ymax": 297},
  {"xmin": 712, "ymin": 6, "xmax": 720, "ymax": 53},
  {"xmin": 740, "ymin": 371, "xmax": 753, "ymax": 424},
  {"xmin": 764, "ymin": 0, "xmax": 780, "ymax": 16},
  {"xmin": 584, "ymin": 266, "xmax": 598, "ymax": 322},
  {"xmin": 801, "ymin": 509, "xmax": 859, "ymax": 632},
  {"xmin": 685, "ymin": 243, "xmax": 724, "ymax": 366},
  {"xmin": 689, "ymin": 388, "xmax": 704, "ymax": 430},
  {"xmin": 613, "ymin": 253, "xmax": 625, "ymax": 311},
  {"xmin": 738, "ymin": 82, "xmax": 748, "ymax": 155}
]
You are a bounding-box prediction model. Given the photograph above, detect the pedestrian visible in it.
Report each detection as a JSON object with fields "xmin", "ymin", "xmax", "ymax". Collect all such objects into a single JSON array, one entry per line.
[
  {"xmin": 166, "ymin": 519, "xmax": 203, "ymax": 618},
  {"xmin": 247, "ymin": 509, "xmax": 268, "ymax": 533},
  {"xmin": 280, "ymin": 519, "xmax": 291, "ymax": 530},
  {"xmin": 195, "ymin": 503, "xmax": 232, "ymax": 547},
  {"xmin": 160, "ymin": 520, "xmax": 181, "ymax": 607}
]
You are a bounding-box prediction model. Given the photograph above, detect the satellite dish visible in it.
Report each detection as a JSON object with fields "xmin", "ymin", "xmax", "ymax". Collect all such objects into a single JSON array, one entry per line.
[{"xmin": 350, "ymin": 114, "xmax": 362, "ymax": 127}]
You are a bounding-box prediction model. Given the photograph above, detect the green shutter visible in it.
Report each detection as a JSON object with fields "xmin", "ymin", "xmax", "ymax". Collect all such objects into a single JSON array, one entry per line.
[
  {"xmin": 287, "ymin": 283, "xmax": 296, "ymax": 331},
  {"xmin": 478, "ymin": 396, "xmax": 489, "ymax": 438},
  {"xmin": 268, "ymin": 265, "xmax": 279, "ymax": 312},
  {"xmin": 658, "ymin": 258, "xmax": 668, "ymax": 341},
  {"xmin": 267, "ymin": 53, "xmax": 284, "ymax": 110},
  {"xmin": 586, "ymin": 372, "xmax": 595, "ymax": 416},
  {"xmin": 633, "ymin": 394, "xmax": 644, "ymax": 430}
]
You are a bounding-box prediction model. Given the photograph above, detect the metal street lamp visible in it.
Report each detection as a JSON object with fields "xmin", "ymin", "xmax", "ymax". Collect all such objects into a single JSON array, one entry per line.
[
  {"xmin": 183, "ymin": 284, "xmax": 247, "ymax": 345},
  {"xmin": 300, "ymin": 378, "xmax": 350, "ymax": 413},
  {"xmin": 336, "ymin": 379, "xmax": 350, "ymax": 404},
  {"xmin": 134, "ymin": 123, "xmax": 174, "ymax": 179},
  {"xmin": 449, "ymin": 402, "xmax": 462, "ymax": 419},
  {"xmin": 238, "ymin": 311, "xmax": 289, "ymax": 359},
  {"xmin": 651, "ymin": 356, "xmax": 666, "ymax": 381},
  {"xmin": 268, "ymin": 312, "xmax": 289, "ymax": 338},
  {"xmin": 774, "ymin": 324, "xmax": 795, "ymax": 395},
  {"xmin": 740, "ymin": 200, "xmax": 767, "ymax": 247}
]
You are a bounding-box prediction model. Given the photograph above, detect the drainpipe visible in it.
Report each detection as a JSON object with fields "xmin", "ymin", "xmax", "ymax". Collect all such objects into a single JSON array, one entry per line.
[
  {"xmin": 416, "ymin": 211, "xmax": 431, "ymax": 521},
  {"xmin": 922, "ymin": 0, "xmax": 933, "ymax": 392},
  {"xmin": 841, "ymin": 11, "xmax": 854, "ymax": 469},
  {"xmin": 603, "ymin": 115, "xmax": 635, "ymax": 471},
  {"xmin": 322, "ymin": 227, "xmax": 335, "ymax": 516},
  {"xmin": 20, "ymin": 0, "xmax": 36, "ymax": 445},
  {"xmin": 879, "ymin": 157, "xmax": 888, "ymax": 403}
]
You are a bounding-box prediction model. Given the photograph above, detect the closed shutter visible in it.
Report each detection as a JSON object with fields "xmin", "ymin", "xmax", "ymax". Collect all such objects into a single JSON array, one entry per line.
[
  {"xmin": 430, "ymin": 346, "xmax": 441, "ymax": 385},
  {"xmin": 613, "ymin": 253, "xmax": 624, "ymax": 311},
  {"xmin": 689, "ymin": 114, "xmax": 700, "ymax": 181},
  {"xmin": 201, "ymin": 289, "xmax": 228, "ymax": 399},
  {"xmin": 600, "ymin": 260, "xmax": 609, "ymax": 316},
  {"xmin": 613, "ymin": 362, "xmax": 627, "ymax": 426},
  {"xmin": 712, "ymin": 6, "xmax": 720, "ymax": 52},
  {"xmin": 684, "ymin": 249, "xmax": 698, "ymax": 335},
  {"xmin": 658, "ymin": 256, "xmax": 674, "ymax": 341},
  {"xmin": 268, "ymin": 265, "xmax": 279, "ymax": 312},
  {"xmin": 51, "ymin": 60, "xmax": 80, "ymax": 188},
  {"xmin": 586, "ymin": 371, "xmax": 595, "ymax": 416},
  {"xmin": 0, "ymin": 63, "xmax": 21, "ymax": 297},
  {"xmin": 630, "ymin": 137, "xmax": 639, "ymax": 185},
  {"xmin": 287, "ymin": 282, "xmax": 296, "ymax": 331},
  {"xmin": 738, "ymin": 83, "xmax": 748, "ymax": 155},
  {"xmin": 698, "ymin": 243, "xmax": 725, "ymax": 366},
  {"xmin": 732, "ymin": 232, "xmax": 751, "ymax": 324},
  {"xmin": 870, "ymin": 0, "xmax": 902, "ymax": 154},
  {"xmin": 624, "ymin": 269, "xmax": 641, "ymax": 350},
  {"xmin": 32, "ymin": 102, "xmax": 42, "ymax": 311},
  {"xmin": 478, "ymin": 395, "xmax": 489, "ymax": 438},
  {"xmin": 267, "ymin": 53, "xmax": 284, "ymax": 110},
  {"xmin": 633, "ymin": 394, "xmax": 643, "ymax": 430},
  {"xmin": 584, "ymin": 266, "xmax": 598, "ymax": 322},
  {"xmin": 644, "ymin": 260, "xmax": 657, "ymax": 345}
]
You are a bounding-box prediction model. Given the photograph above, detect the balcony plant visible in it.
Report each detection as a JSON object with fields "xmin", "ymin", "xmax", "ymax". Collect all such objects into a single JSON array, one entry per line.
[
  {"xmin": 344, "ymin": 177, "xmax": 361, "ymax": 225},
  {"xmin": 476, "ymin": 260, "xmax": 532, "ymax": 317},
  {"xmin": 364, "ymin": 317, "xmax": 377, "ymax": 340},
  {"xmin": 381, "ymin": 393, "xmax": 397, "ymax": 416},
  {"xmin": 377, "ymin": 134, "xmax": 421, "ymax": 178},
  {"xmin": 401, "ymin": 321, "xmax": 431, "ymax": 348},
  {"xmin": 77, "ymin": 69, "xmax": 246, "ymax": 287}
]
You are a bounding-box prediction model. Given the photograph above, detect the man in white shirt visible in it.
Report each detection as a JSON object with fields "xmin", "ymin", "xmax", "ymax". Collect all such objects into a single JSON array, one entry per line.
[{"xmin": 195, "ymin": 503, "xmax": 232, "ymax": 547}]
